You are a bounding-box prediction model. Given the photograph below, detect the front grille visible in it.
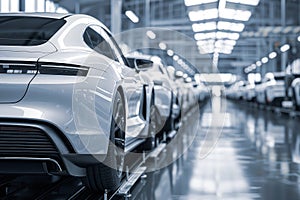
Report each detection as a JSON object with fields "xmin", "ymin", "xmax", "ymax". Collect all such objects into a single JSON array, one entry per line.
[{"xmin": 0, "ymin": 125, "xmax": 58, "ymax": 156}]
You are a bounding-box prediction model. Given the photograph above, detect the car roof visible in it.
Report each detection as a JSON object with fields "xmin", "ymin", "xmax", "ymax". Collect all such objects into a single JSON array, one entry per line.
[
  {"xmin": 0, "ymin": 13, "xmax": 111, "ymax": 34},
  {"xmin": 0, "ymin": 12, "xmax": 71, "ymax": 19}
]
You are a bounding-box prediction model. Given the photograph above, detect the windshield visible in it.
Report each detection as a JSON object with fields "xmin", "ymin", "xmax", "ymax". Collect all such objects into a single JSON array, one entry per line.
[{"xmin": 0, "ymin": 16, "xmax": 65, "ymax": 46}]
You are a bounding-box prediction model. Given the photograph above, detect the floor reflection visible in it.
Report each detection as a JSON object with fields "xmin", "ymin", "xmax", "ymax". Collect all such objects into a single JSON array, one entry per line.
[{"xmin": 118, "ymin": 99, "xmax": 300, "ymax": 200}]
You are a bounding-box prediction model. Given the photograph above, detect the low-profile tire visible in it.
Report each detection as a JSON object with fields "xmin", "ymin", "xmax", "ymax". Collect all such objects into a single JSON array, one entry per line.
[
  {"xmin": 85, "ymin": 91, "xmax": 125, "ymax": 192},
  {"xmin": 143, "ymin": 96, "xmax": 159, "ymax": 151},
  {"xmin": 292, "ymin": 89, "xmax": 300, "ymax": 111}
]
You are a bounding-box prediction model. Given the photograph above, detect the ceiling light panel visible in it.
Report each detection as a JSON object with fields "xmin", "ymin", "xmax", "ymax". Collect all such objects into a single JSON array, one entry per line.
[
  {"xmin": 188, "ymin": 8, "xmax": 218, "ymax": 21},
  {"xmin": 256, "ymin": 61, "xmax": 262, "ymax": 67},
  {"xmin": 216, "ymin": 31, "xmax": 240, "ymax": 40},
  {"xmin": 192, "ymin": 22, "xmax": 217, "ymax": 32},
  {"xmin": 226, "ymin": 0, "xmax": 260, "ymax": 6},
  {"xmin": 199, "ymin": 45, "xmax": 215, "ymax": 54},
  {"xmin": 125, "ymin": 10, "xmax": 139, "ymax": 23},
  {"xmin": 185, "ymin": 0, "xmax": 218, "ymax": 6},
  {"xmin": 215, "ymin": 42, "xmax": 234, "ymax": 50},
  {"xmin": 280, "ymin": 44, "xmax": 290, "ymax": 52},
  {"xmin": 219, "ymin": 9, "xmax": 252, "ymax": 21},
  {"xmin": 217, "ymin": 21, "xmax": 245, "ymax": 32},
  {"xmin": 194, "ymin": 32, "xmax": 216, "ymax": 40},
  {"xmin": 215, "ymin": 48, "xmax": 232, "ymax": 54},
  {"xmin": 197, "ymin": 39, "xmax": 215, "ymax": 46}
]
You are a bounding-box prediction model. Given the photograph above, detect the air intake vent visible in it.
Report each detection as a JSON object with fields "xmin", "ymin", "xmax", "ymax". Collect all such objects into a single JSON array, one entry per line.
[{"xmin": 0, "ymin": 125, "xmax": 58, "ymax": 156}]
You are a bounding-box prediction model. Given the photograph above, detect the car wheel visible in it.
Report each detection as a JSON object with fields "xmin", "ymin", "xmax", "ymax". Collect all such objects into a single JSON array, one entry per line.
[
  {"xmin": 85, "ymin": 91, "xmax": 125, "ymax": 192},
  {"xmin": 143, "ymin": 96, "xmax": 158, "ymax": 151},
  {"xmin": 292, "ymin": 89, "xmax": 300, "ymax": 111}
]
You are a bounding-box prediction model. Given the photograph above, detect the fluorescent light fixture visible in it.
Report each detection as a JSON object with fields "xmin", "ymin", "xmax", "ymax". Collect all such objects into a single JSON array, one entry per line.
[
  {"xmin": 280, "ymin": 44, "xmax": 290, "ymax": 52},
  {"xmin": 46, "ymin": 0, "xmax": 56, "ymax": 12},
  {"xmin": 224, "ymin": 40, "xmax": 237, "ymax": 46},
  {"xmin": 217, "ymin": 21, "xmax": 245, "ymax": 32},
  {"xmin": 218, "ymin": 0, "xmax": 226, "ymax": 11},
  {"xmin": 226, "ymin": 0, "xmax": 260, "ymax": 6},
  {"xmin": 216, "ymin": 31, "xmax": 240, "ymax": 40},
  {"xmin": 159, "ymin": 42, "xmax": 167, "ymax": 50},
  {"xmin": 173, "ymin": 55, "xmax": 179, "ymax": 61},
  {"xmin": 199, "ymin": 43, "xmax": 215, "ymax": 54},
  {"xmin": 218, "ymin": 48, "xmax": 232, "ymax": 54},
  {"xmin": 197, "ymin": 39, "xmax": 215, "ymax": 46},
  {"xmin": 10, "ymin": 0, "xmax": 19, "ymax": 12},
  {"xmin": 1, "ymin": 0, "xmax": 10, "ymax": 12},
  {"xmin": 192, "ymin": 22, "xmax": 216, "ymax": 32},
  {"xmin": 125, "ymin": 10, "xmax": 139, "ymax": 23},
  {"xmin": 146, "ymin": 31, "xmax": 156, "ymax": 40},
  {"xmin": 183, "ymin": 74, "xmax": 189, "ymax": 79},
  {"xmin": 256, "ymin": 61, "xmax": 262, "ymax": 67},
  {"xmin": 215, "ymin": 40, "xmax": 234, "ymax": 49},
  {"xmin": 261, "ymin": 57, "xmax": 269, "ymax": 64},
  {"xmin": 167, "ymin": 49, "xmax": 174, "ymax": 56},
  {"xmin": 219, "ymin": 9, "xmax": 252, "ymax": 21},
  {"xmin": 188, "ymin": 8, "xmax": 218, "ymax": 21},
  {"xmin": 186, "ymin": 77, "xmax": 192, "ymax": 83},
  {"xmin": 178, "ymin": 59, "xmax": 184, "ymax": 65},
  {"xmin": 244, "ymin": 68, "xmax": 250, "ymax": 73},
  {"xmin": 194, "ymin": 32, "xmax": 216, "ymax": 40},
  {"xmin": 37, "ymin": 0, "xmax": 45, "ymax": 12},
  {"xmin": 298, "ymin": 36, "xmax": 300, "ymax": 42},
  {"xmin": 25, "ymin": 0, "xmax": 36, "ymax": 12},
  {"xmin": 227, "ymin": 33, "xmax": 240, "ymax": 40},
  {"xmin": 56, "ymin": 7, "xmax": 69, "ymax": 13},
  {"xmin": 184, "ymin": 0, "xmax": 218, "ymax": 6},
  {"xmin": 269, "ymin": 52, "xmax": 277, "ymax": 59}
]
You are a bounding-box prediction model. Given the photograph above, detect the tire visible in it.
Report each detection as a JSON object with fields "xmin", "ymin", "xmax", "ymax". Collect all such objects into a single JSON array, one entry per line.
[
  {"xmin": 292, "ymin": 89, "xmax": 300, "ymax": 111},
  {"xmin": 85, "ymin": 90, "xmax": 125, "ymax": 192},
  {"xmin": 161, "ymin": 94, "xmax": 176, "ymax": 136},
  {"xmin": 143, "ymin": 95, "xmax": 158, "ymax": 151}
]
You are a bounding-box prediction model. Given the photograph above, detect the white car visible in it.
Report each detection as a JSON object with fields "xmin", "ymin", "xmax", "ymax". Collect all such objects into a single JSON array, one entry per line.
[
  {"xmin": 127, "ymin": 55, "xmax": 180, "ymax": 142},
  {"xmin": 0, "ymin": 13, "xmax": 156, "ymax": 192},
  {"xmin": 245, "ymin": 83, "xmax": 256, "ymax": 102},
  {"xmin": 287, "ymin": 59, "xmax": 300, "ymax": 110},
  {"xmin": 226, "ymin": 81, "xmax": 246, "ymax": 100},
  {"xmin": 256, "ymin": 72, "xmax": 285, "ymax": 106}
]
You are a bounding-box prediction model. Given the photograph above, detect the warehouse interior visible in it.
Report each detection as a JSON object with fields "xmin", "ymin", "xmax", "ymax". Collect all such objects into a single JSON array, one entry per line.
[{"xmin": 0, "ymin": 0, "xmax": 300, "ymax": 199}]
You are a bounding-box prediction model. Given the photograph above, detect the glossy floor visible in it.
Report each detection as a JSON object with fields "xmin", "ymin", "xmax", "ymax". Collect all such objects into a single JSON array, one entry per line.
[
  {"xmin": 132, "ymin": 97, "xmax": 300, "ymax": 200},
  {"xmin": 2, "ymin": 97, "xmax": 300, "ymax": 200}
]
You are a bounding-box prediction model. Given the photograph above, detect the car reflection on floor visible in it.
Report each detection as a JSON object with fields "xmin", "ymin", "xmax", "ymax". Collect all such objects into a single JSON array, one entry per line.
[
  {"xmin": 2, "ymin": 98, "xmax": 300, "ymax": 199},
  {"xmin": 127, "ymin": 97, "xmax": 300, "ymax": 200}
]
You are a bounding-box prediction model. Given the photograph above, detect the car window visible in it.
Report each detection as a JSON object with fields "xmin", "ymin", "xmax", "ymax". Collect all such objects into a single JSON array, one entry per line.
[
  {"xmin": 83, "ymin": 27, "xmax": 117, "ymax": 60},
  {"xmin": 126, "ymin": 58, "xmax": 136, "ymax": 69},
  {"xmin": 99, "ymin": 27, "xmax": 128, "ymax": 66},
  {"xmin": 0, "ymin": 16, "xmax": 65, "ymax": 46},
  {"xmin": 274, "ymin": 76, "xmax": 285, "ymax": 81}
]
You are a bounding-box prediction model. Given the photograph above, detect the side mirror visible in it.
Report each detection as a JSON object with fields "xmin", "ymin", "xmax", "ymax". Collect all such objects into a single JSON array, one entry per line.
[{"xmin": 134, "ymin": 58, "xmax": 153, "ymax": 71}]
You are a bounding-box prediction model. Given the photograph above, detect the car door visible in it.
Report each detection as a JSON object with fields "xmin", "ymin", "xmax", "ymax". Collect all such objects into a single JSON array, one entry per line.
[{"xmin": 86, "ymin": 25, "xmax": 147, "ymax": 144}]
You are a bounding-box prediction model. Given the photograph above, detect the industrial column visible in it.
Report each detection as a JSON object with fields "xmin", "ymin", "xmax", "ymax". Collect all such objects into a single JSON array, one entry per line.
[
  {"xmin": 281, "ymin": 0, "xmax": 287, "ymax": 72},
  {"xmin": 111, "ymin": 0, "xmax": 122, "ymax": 34}
]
